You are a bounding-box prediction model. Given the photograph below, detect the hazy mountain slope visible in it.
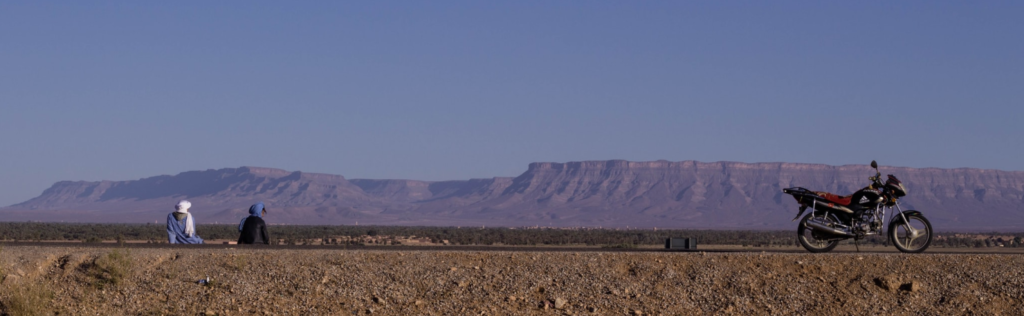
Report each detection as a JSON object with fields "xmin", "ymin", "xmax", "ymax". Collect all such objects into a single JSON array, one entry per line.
[
  {"xmin": 416, "ymin": 160, "xmax": 1023, "ymax": 229},
  {"xmin": 5, "ymin": 161, "xmax": 1023, "ymax": 230},
  {"xmin": 6, "ymin": 167, "xmax": 386, "ymax": 224}
]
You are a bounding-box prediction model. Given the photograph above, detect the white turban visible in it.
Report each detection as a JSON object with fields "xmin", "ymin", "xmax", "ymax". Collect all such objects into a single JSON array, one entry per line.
[
  {"xmin": 174, "ymin": 200, "xmax": 196, "ymax": 237},
  {"xmin": 175, "ymin": 200, "xmax": 192, "ymax": 212}
]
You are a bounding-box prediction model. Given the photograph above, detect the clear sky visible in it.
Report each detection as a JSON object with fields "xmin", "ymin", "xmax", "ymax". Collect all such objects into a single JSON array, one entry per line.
[{"xmin": 2, "ymin": 2, "xmax": 1022, "ymax": 207}]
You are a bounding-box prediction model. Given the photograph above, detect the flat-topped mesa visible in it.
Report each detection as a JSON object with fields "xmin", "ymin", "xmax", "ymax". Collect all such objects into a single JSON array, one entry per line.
[
  {"xmin": 237, "ymin": 166, "xmax": 350, "ymax": 183},
  {"xmin": 527, "ymin": 160, "xmax": 680, "ymax": 172},
  {"xmin": 237, "ymin": 166, "xmax": 294, "ymax": 178},
  {"xmin": 521, "ymin": 159, "xmax": 1024, "ymax": 185},
  {"xmin": 5, "ymin": 160, "xmax": 1024, "ymax": 229},
  {"xmin": 523, "ymin": 160, "xmax": 1024, "ymax": 190},
  {"xmin": 12, "ymin": 166, "xmax": 369, "ymax": 209},
  {"xmin": 528, "ymin": 160, "xmax": 885, "ymax": 172}
]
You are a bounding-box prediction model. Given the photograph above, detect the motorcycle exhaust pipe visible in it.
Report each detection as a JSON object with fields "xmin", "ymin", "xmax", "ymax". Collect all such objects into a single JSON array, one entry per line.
[{"xmin": 805, "ymin": 219, "xmax": 854, "ymax": 237}]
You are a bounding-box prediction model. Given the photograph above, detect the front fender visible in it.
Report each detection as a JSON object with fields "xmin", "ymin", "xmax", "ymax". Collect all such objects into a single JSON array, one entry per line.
[{"xmin": 889, "ymin": 210, "xmax": 922, "ymax": 226}]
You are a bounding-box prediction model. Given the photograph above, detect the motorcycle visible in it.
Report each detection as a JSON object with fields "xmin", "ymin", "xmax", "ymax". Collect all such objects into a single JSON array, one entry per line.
[{"xmin": 782, "ymin": 160, "xmax": 933, "ymax": 253}]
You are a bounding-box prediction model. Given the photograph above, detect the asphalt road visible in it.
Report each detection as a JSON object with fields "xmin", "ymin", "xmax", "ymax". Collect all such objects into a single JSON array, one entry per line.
[{"xmin": 2, "ymin": 241, "xmax": 1021, "ymax": 255}]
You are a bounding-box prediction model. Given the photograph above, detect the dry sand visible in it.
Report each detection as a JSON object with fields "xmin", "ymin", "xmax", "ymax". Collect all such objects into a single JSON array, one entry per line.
[{"xmin": 1, "ymin": 245, "xmax": 1022, "ymax": 315}]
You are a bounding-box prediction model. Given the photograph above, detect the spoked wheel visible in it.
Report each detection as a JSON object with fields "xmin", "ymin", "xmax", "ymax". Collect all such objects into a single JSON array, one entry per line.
[
  {"xmin": 889, "ymin": 213, "xmax": 933, "ymax": 253},
  {"xmin": 797, "ymin": 213, "xmax": 841, "ymax": 253}
]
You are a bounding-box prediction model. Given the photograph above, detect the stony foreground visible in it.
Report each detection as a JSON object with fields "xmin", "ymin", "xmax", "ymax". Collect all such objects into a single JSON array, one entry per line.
[{"xmin": 1, "ymin": 246, "xmax": 1022, "ymax": 315}]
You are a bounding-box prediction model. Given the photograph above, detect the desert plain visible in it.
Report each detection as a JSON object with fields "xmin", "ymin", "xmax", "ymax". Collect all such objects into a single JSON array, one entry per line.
[{"xmin": 1, "ymin": 245, "xmax": 1023, "ymax": 315}]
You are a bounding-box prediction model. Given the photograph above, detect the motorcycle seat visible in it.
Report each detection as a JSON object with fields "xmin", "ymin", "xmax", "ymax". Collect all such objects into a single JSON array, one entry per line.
[{"xmin": 815, "ymin": 192, "xmax": 852, "ymax": 206}]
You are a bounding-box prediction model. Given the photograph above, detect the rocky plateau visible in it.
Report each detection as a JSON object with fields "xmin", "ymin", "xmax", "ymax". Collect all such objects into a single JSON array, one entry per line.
[{"xmin": 3, "ymin": 160, "xmax": 1023, "ymax": 230}]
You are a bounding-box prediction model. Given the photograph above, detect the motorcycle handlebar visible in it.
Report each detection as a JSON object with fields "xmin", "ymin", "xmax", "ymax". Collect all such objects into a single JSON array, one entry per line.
[{"xmin": 869, "ymin": 172, "xmax": 882, "ymax": 183}]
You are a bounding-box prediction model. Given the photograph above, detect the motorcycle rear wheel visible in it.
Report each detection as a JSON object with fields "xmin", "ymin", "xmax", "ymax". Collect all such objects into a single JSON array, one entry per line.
[
  {"xmin": 797, "ymin": 213, "xmax": 841, "ymax": 253},
  {"xmin": 889, "ymin": 214, "xmax": 932, "ymax": 253}
]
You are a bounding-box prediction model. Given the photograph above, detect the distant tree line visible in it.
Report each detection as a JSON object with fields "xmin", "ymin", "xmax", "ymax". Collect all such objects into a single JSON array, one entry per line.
[
  {"xmin": 0, "ymin": 222, "xmax": 1020, "ymax": 248},
  {"xmin": 0, "ymin": 222, "xmax": 797, "ymax": 246},
  {"xmin": 931, "ymin": 234, "xmax": 1024, "ymax": 248}
]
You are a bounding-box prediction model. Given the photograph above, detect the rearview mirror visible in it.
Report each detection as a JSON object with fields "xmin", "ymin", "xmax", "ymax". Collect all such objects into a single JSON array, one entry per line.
[{"xmin": 870, "ymin": 160, "xmax": 878, "ymax": 169}]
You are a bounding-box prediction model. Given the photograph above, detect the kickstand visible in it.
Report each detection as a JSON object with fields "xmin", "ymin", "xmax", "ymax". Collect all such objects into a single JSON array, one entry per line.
[{"xmin": 854, "ymin": 239, "xmax": 860, "ymax": 252}]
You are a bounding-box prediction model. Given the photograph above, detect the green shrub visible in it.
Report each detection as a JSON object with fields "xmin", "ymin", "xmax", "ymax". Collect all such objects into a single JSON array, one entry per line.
[
  {"xmin": 2, "ymin": 281, "xmax": 53, "ymax": 316},
  {"xmin": 89, "ymin": 249, "xmax": 133, "ymax": 288},
  {"xmin": 227, "ymin": 254, "xmax": 248, "ymax": 272}
]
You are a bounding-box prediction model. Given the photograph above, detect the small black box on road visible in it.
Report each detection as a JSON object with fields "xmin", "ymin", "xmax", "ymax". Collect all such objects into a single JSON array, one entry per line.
[{"xmin": 665, "ymin": 238, "xmax": 697, "ymax": 250}]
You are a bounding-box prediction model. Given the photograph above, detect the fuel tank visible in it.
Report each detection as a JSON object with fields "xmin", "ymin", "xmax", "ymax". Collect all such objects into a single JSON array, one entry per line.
[{"xmin": 850, "ymin": 187, "xmax": 883, "ymax": 209}]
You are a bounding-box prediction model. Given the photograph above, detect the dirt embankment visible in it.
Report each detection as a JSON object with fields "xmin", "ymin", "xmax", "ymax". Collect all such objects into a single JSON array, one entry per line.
[{"xmin": 1, "ymin": 246, "xmax": 1022, "ymax": 315}]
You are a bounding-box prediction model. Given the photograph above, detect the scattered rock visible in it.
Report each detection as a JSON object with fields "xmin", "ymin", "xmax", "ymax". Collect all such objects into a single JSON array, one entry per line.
[
  {"xmin": 876, "ymin": 274, "xmax": 901, "ymax": 292},
  {"xmin": 554, "ymin": 298, "xmax": 567, "ymax": 309},
  {"xmin": 0, "ymin": 247, "xmax": 1020, "ymax": 315},
  {"xmin": 1, "ymin": 274, "xmax": 19, "ymax": 285},
  {"xmin": 540, "ymin": 300, "xmax": 552, "ymax": 309},
  {"xmin": 909, "ymin": 281, "xmax": 924, "ymax": 292}
]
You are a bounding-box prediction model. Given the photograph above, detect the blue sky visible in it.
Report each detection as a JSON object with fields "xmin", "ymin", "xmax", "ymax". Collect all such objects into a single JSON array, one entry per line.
[{"xmin": 1, "ymin": 2, "xmax": 1022, "ymax": 206}]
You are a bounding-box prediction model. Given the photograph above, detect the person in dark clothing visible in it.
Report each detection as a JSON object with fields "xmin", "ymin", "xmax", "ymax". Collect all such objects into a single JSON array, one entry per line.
[{"xmin": 238, "ymin": 202, "xmax": 270, "ymax": 244}]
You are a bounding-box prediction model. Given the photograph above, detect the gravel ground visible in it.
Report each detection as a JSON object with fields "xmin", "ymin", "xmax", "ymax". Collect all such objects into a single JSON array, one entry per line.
[{"xmin": 1, "ymin": 246, "xmax": 1022, "ymax": 315}]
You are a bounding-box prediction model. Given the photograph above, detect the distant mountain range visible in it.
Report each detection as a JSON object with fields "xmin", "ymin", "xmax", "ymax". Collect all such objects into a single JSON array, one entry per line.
[{"xmin": 4, "ymin": 160, "xmax": 1023, "ymax": 230}]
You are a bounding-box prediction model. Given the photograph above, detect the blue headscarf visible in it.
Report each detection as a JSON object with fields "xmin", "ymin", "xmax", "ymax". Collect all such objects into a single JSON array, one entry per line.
[{"xmin": 239, "ymin": 202, "xmax": 264, "ymax": 231}]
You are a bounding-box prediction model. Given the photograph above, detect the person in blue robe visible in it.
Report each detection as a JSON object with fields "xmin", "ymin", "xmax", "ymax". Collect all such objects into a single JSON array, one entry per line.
[{"xmin": 167, "ymin": 200, "xmax": 204, "ymax": 244}]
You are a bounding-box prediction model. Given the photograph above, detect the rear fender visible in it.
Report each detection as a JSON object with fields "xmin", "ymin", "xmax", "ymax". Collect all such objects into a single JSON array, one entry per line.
[{"xmin": 791, "ymin": 205, "xmax": 808, "ymax": 222}]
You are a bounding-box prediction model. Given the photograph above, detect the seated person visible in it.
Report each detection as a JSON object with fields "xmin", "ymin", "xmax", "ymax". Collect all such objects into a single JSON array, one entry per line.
[
  {"xmin": 166, "ymin": 200, "xmax": 204, "ymax": 244},
  {"xmin": 238, "ymin": 202, "xmax": 271, "ymax": 245}
]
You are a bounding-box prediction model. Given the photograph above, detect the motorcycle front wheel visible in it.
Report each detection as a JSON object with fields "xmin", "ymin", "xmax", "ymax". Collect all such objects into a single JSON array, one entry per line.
[
  {"xmin": 889, "ymin": 214, "xmax": 933, "ymax": 253},
  {"xmin": 797, "ymin": 213, "xmax": 841, "ymax": 253}
]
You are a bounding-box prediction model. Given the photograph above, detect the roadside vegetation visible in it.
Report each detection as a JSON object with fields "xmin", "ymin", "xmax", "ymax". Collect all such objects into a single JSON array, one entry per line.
[
  {"xmin": 0, "ymin": 277, "xmax": 54, "ymax": 316},
  {"xmin": 87, "ymin": 249, "xmax": 133, "ymax": 288}
]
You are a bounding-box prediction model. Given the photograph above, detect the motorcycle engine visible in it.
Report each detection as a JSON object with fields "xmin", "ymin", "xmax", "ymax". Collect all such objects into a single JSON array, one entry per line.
[{"xmin": 853, "ymin": 214, "xmax": 883, "ymax": 235}]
